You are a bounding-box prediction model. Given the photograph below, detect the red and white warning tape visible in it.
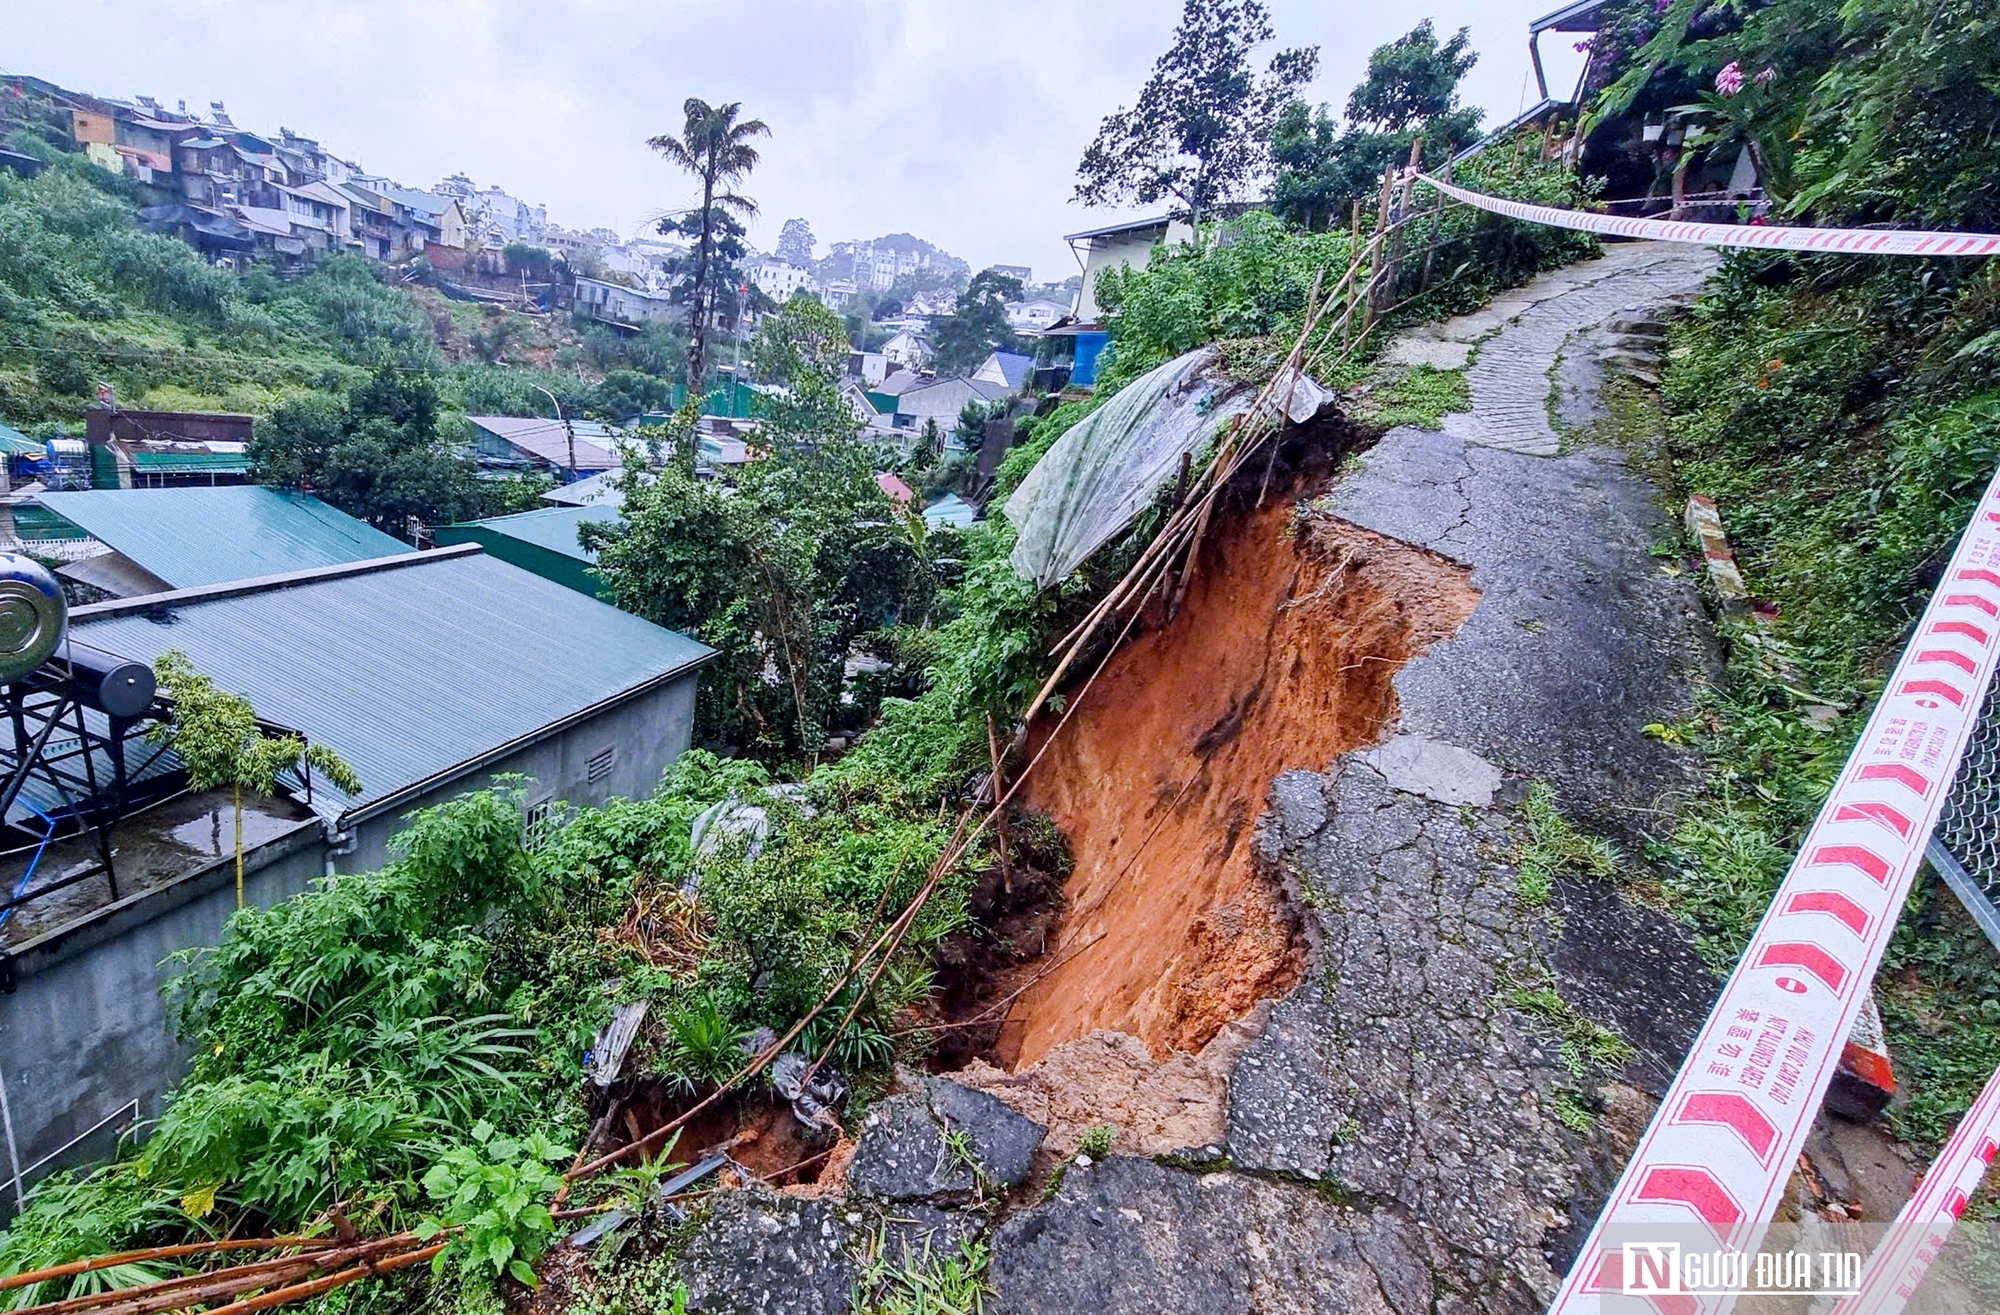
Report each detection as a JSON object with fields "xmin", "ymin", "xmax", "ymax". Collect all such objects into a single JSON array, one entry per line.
[
  {"xmin": 1547, "ymin": 466, "xmax": 2000, "ymax": 1315},
  {"xmin": 1415, "ymin": 173, "xmax": 2000, "ymax": 258},
  {"xmin": 1829, "ymin": 1061, "xmax": 2000, "ymax": 1315}
]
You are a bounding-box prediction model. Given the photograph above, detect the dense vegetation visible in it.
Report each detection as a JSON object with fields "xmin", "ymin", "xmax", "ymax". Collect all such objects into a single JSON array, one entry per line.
[
  {"xmin": 0, "ymin": 5, "xmax": 1843, "ymax": 1307},
  {"xmin": 0, "ymin": 138, "xmax": 695, "ymax": 533},
  {"xmin": 1585, "ymin": 0, "xmax": 2000, "ymax": 1149}
]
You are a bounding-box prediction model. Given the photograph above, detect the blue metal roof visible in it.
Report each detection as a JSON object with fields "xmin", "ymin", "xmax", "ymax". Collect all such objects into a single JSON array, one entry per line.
[
  {"xmin": 71, "ymin": 550, "xmax": 714, "ymax": 824},
  {"xmin": 449, "ymin": 503, "xmax": 621, "ymax": 563},
  {"xmin": 34, "ymin": 488, "xmax": 413, "ymax": 589}
]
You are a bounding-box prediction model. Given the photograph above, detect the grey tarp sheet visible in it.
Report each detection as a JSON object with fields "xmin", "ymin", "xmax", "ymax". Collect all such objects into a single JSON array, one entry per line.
[{"xmin": 1003, "ymin": 346, "xmax": 1329, "ymax": 588}]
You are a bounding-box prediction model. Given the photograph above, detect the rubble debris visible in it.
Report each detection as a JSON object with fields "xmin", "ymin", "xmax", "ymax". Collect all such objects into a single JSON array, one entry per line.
[
  {"xmin": 672, "ymin": 1191, "xmax": 856, "ymax": 1315},
  {"xmin": 846, "ymin": 1076, "xmax": 1045, "ymax": 1205},
  {"xmin": 742, "ymin": 1027, "xmax": 847, "ymax": 1131},
  {"xmin": 587, "ymin": 1001, "xmax": 648, "ymax": 1088},
  {"xmin": 651, "ymin": 1152, "xmax": 730, "ymax": 1225},
  {"xmin": 562, "ymin": 1206, "xmax": 634, "ymax": 1249}
]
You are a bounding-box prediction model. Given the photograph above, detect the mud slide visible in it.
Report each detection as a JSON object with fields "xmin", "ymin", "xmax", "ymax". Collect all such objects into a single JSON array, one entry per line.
[{"xmin": 1000, "ymin": 495, "xmax": 1479, "ymax": 1068}]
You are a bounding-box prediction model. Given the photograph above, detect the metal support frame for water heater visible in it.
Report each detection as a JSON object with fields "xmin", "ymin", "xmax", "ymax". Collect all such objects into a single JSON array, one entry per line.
[{"xmin": 0, "ymin": 657, "xmax": 171, "ymax": 932}]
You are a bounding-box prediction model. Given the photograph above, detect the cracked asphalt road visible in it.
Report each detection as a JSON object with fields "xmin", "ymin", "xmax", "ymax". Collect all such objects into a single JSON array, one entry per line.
[
  {"xmin": 668, "ymin": 244, "xmax": 1729, "ymax": 1314},
  {"xmin": 990, "ymin": 243, "xmax": 1723, "ymax": 1315}
]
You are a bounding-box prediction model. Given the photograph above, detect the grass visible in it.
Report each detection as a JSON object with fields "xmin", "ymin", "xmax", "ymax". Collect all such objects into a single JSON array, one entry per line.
[
  {"xmin": 852, "ymin": 1234, "xmax": 991, "ymax": 1315},
  {"xmin": 1352, "ymin": 363, "xmax": 1471, "ymax": 430},
  {"xmin": 1508, "ymin": 983, "xmax": 1637, "ymax": 1080},
  {"xmin": 1514, "ymin": 781, "xmax": 1617, "ymax": 906}
]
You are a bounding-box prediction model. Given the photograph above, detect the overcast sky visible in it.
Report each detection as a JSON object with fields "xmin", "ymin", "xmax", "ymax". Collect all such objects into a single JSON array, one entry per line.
[{"xmin": 6, "ymin": 0, "xmax": 1585, "ymax": 279}]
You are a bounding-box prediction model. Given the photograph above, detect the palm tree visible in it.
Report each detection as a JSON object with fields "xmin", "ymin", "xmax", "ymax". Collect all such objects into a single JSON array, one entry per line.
[{"xmin": 649, "ymin": 99, "xmax": 769, "ymax": 413}]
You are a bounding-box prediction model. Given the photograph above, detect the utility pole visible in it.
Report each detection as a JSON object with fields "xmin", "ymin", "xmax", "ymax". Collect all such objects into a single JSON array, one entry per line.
[{"xmin": 532, "ymin": 384, "xmax": 577, "ymax": 480}]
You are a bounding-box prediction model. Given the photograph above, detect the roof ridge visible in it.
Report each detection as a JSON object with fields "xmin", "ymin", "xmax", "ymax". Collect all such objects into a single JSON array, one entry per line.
[{"xmin": 72, "ymin": 544, "xmax": 480, "ymax": 622}]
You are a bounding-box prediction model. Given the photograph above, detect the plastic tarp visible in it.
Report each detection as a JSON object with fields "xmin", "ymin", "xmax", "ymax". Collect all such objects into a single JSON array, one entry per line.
[{"xmin": 1003, "ymin": 346, "xmax": 1330, "ymax": 589}]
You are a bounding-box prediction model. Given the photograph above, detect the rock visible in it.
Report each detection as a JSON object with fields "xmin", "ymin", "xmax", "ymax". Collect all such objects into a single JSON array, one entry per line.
[
  {"xmin": 848, "ymin": 1094, "xmax": 973, "ymax": 1204},
  {"xmin": 847, "ymin": 1077, "xmax": 1045, "ymax": 1204},
  {"xmin": 675, "ymin": 1190, "xmax": 856, "ymax": 1315},
  {"xmin": 925, "ymin": 1075, "xmax": 1043, "ymax": 1188},
  {"xmin": 864, "ymin": 1202, "xmax": 988, "ymax": 1270},
  {"xmin": 1355, "ymin": 734, "xmax": 1502, "ymax": 807}
]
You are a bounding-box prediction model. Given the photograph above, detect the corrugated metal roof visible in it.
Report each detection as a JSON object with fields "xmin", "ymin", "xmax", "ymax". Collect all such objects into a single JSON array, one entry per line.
[
  {"xmin": 72, "ymin": 550, "xmax": 714, "ymax": 824},
  {"xmin": 447, "ymin": 503, "xmax": 620, "ymax": 563},
  {"xmin": 34, "ymin": 488, "xmax": 413, "ymax": 588},
  {"xmin": 0, "ymin": 422, "xmax": 44, "ymax": 456},
  {"xmin": 466, "ymin": 417, "xmax": 620, "ymax": 470},
  {"xmin": 540, "ymin": 469, "xmax": 626, "ymax": 507}
]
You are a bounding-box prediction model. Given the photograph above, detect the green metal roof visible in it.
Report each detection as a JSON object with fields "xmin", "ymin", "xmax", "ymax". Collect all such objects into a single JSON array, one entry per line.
[
  {"xmin": 71, "ymin": 550, "xmax": 714, "ymax": 824},
  {"xmin": 35, "ymin": 487, "xmax": 413, "ymax": 588},
  {"xmin": 442, "ymin": 503, "xmax": 620, "ymax": 563},
  {"xmin": 128, "ymin": 451, "xmax": 251, "ymax": 471},
  {"xmin": 0, "ymin": 422, "xmax": 45, "ymax": 456}
]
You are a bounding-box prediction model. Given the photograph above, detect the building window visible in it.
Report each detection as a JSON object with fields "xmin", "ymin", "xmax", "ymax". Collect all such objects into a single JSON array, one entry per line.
[
  {"xmin": 585, "ymin": 745, "xmax": 617, "ymax": 784},
  {"xmin": 523, "ymin": 795, "xmax": 567, "ymax": 851}
]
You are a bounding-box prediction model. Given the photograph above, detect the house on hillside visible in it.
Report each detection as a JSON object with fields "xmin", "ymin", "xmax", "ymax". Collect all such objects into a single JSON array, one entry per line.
[
  {"xmin": 274, "ymin": 180, "xmax": 351, "ymax": 249},
  {"xmin": 377, "ymin": 187, "xmax": 468, "ymax": 255},
  {"xmin": 435, "ymin": 502, "xmax": 620, "ymax": 598},
  {"xmin": 848, "ymin": 351, "xmax": 889, "ymax": 387},
  {"xmin": 892, "ymin": 376, "xmax": 1009, "ymax": 440},
  {"xmin": 466, "ymin": 416, "xmax": 622, "ymax": 479},
  {"xmin": 875, "ymin": 369, "xmax": 925, "ymax": 397},
  {"xmin": 881, "ymin": 330, "xmax": 929, "ymax": 370},
  {"xmin": 747, "ymin": 255, "xmax": 814, "ymax": 302},
  {"xmin": 575, "ymin": 276, "xmax": 678, "ymax": 327},
  {"xmin": 1005, "ymin": 299, "xmax": 1070, "ymax": 334},
  {"xmin": 971, "ymin": 351, "xmax": 1033, "ymax": 395},
  {"xmin": 1063, "ymin": 213, "xmax": 1193, "ymax": 322},
  {"xmin": 0, "ymin": 545, "xmax": 714, "ymax": 1210},
  {"xmin": 1478, "ymin": 2, "xmax": 1764, "ymax": 216}
]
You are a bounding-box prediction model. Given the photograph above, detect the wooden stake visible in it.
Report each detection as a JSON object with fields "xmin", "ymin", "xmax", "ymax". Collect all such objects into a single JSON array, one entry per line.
[{"xmin": 987, "ymin": 714, "xmax": 1012, "ymax": 896}]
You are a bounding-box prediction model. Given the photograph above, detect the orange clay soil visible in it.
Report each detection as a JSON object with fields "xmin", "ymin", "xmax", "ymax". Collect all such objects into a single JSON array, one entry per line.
[{"xmin": 999, "ymin": 498, "xmax": 1478, "ymax": 1067}]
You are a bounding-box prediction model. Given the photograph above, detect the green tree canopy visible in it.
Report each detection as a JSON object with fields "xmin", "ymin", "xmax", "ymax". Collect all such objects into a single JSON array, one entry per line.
[
  {"xmin": 751, "ymin": 292, "xmax": 859, "ymax": 446},
  {"xmin": 932, "ymin": 268, "xmax": 1023, "ymax": 376},
  {"xmin": 586, "ymin": 439, "xmax": 919, "ymax": 761},
  {"xmin": 1074, "ymin": 0, "xmax": 1318, "ymax": 225},
  {"xmin": 251, "ymin": 366, "xmax": 481, "ymax": 537},
  {"xmin": 649, "ymin": 99, "xmax": 769, "ymax": 391},
  {"xmin": 1269, "ymin": 21, "xmax": 1481, "ymax": 231}
]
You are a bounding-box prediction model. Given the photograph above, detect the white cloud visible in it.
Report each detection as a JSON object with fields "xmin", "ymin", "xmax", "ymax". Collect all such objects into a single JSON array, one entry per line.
[{"xmin": 5, "ymin": 0, "xmax": 1586, "ymax": 277}]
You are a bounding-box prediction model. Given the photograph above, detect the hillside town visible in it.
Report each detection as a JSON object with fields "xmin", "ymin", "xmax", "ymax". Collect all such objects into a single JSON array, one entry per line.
[{"xmin": 1, "ymin": 1, "xmax": 1999, "ymax": 1314}]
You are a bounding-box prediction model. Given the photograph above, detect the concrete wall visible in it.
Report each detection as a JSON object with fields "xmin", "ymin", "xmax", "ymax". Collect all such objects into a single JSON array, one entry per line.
[
  {"xmin": 0, "ymin": 820, "xmax": 326, "ymax": 1220},
  {"xmin": 0, "ymin": 670, "xmax": 698, "ymax": 1220},
  {"xmin": 338, "ymin": 670, "xmax": 698, "ymax": 873}
]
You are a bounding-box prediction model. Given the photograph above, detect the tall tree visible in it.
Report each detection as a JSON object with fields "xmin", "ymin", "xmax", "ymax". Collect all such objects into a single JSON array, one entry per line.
[
  {"xmin": 775, "ymin": 217, "xmax": 816, "ymax": 267},
  {"xmin": 932, "ymin": 268, "xmax": 1023, "ymax": 376},
  {"xmin": 1269, "ymin": 22, "xmax": 1481, "ymax": 231},
  {"xmin": 1074, "ymin": 0, "xmax": 1317, "ymax": 226},
  {"xmin": 251, "ymin": 366, "xmax": 482, "ymax": 537},
  {"xmin": 649, "ymin": 99, "xmax": 769, "ymax": 408}
]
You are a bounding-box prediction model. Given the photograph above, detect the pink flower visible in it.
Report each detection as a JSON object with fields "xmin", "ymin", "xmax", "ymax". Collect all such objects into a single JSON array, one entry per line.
[
  {"xmin": 1754, "ymin": 66, "xmax": 1776, "ymax": 86},
  {"xmin": 1574, "ymin": 38, "xmax": 1594, "ymax": 51},
  {"xmin": 1715, "ymin": 61, "xmax": 1745, "ymax": 95},
  {"xmin": 1653, "ymin": 0, "xmax": 1673, "ymax": 12}
]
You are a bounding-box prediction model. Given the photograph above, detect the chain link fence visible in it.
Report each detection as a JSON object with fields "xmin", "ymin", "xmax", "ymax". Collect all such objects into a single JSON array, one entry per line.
[{"xmin": 1928, "ymin": 674, "xmax": 2000, "ymax": 952}]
